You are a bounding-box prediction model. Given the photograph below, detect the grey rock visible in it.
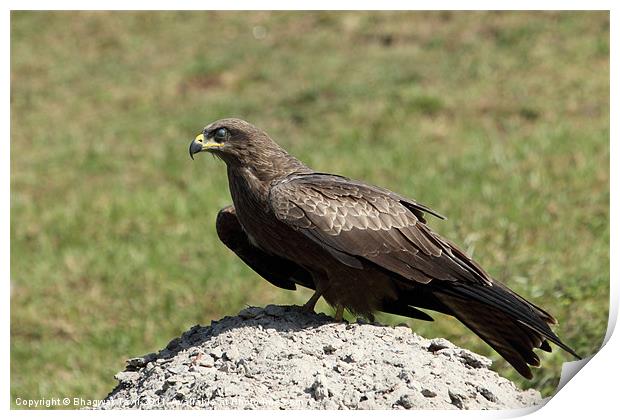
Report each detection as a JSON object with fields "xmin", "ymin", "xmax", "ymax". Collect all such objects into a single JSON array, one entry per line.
[{"xmin": 98, "ymin": 305, "xmax": 543, "ymax": 410}]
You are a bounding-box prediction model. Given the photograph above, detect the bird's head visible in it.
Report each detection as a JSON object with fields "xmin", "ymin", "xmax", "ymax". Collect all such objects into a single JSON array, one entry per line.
[
  {"xmin": 188, "ymin": 118, "xmax": 275, "ymax": 165},
  {"xmin": 189, "ymin": 118, "xmax": 308, "ymax": 180}
]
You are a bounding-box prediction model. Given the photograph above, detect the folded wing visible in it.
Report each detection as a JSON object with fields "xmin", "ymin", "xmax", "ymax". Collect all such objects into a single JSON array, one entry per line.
[{"xmin": 269, "ymin": 173, "xmax": 580, "ymax": 378}]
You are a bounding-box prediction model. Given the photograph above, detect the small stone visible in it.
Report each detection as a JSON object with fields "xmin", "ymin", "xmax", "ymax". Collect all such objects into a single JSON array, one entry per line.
[
  {"xmin": 448, "ymin": 390, "xmax": 466, "ymax": 409},
  {"xmin": 323, "ymin": 344, "xmax": 337, "ymax": 355},
  {"xmin": 210, "ymin": 347, "xmax": 223, "ymax": 359},
  {"xmin": 427, "ymin": 338, "xmax": 452, "ymax": 352},
  {"xmin": 477, "ymin": 386, "xmax": 498, "ymax": 402},
  {"xmin": 236, "ymin": 358, "xmax": 253, "ymax": 377},
  {"xmin": 333, "ymin": 363, "xmax": 348, "ymax": 374},
  {"xmin": 224, "ymin": 348, "xmax": 240, "ymax": 361},
  {"xmin": 190, "ymin": 365, "xmax": 211, "ymax": 375},
  {"xmin": 342, "ymin": 389, "xmax": 361, "ymax": 408},
  {"xmin": 322, "ymin": 399, "xmax": 339, "ymax": 409},
  {"xmin": 397, "ymin": 394, "xmax": 415, "ymax": 409},
  {"xmin": 197, "ymin": 354, "xmax": 215, "ymax": 367},
  {"xmin": 421, "ymin": 389, "xmax": 437, "ymax": 398},
  {"xmin": 398, "ymin": 369, "xmax": 415, "ymax": 383},
  {"xmin": 166, "ymin": 364, "xmax": 188, "ymax": 375},
  {"xmin": 457, "ymin": 350, "xmax": 492, "ymax": 369},
  {"xmin": 176, "ymin": 387, "xmax": 190, "ymax": 398},
  {"xmin": 126, "ymin": 353, "xmax": 156, "ymax": 369},
  {"xmin": 358, "ymin": 394, "xmax": 379, "ymax": 409},
  {"xmin": 115, "ymin": 371, "xmax": 140, "ymax": 384},
  {"xmin": 340, "ymin": 348, "xmax": 363, "ymax": 363},
  {"xmin": 218, "ymin": 361, "xmax": 236, "ymax": 373},
  {"xmin": 309, "ymin": 375, "xmax": 330, "ymax": 401}
]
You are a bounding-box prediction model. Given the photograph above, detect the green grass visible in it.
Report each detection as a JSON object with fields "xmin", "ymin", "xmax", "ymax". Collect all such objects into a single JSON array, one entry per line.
[{"xmin": 10, "ymin": 11, "xmax": 609, "ymax": 407}]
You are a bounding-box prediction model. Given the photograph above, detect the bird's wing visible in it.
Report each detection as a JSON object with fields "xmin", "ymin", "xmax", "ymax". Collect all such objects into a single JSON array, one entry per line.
[
  {"xmin": 303, "ymin": 172, "xmax": 446, "ymax": 223},
  {"xmin": 216, "ymin": 205, "xmax": 314, "ymax": 291},
  {"xmin": 269, "ymin": 173, "xmax": 580, "ymax": 378},
  {"xmin": 269, "ymin": 173, "xmax": 491, "ymax": 287}
]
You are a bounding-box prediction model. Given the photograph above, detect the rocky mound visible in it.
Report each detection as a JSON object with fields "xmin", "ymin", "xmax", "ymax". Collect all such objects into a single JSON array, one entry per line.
[{"xmin": 99, "ymin": 305, "xmax": 543, "ymax": 409}]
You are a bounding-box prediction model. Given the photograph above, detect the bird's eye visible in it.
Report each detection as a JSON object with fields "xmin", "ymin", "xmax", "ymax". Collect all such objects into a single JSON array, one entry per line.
[{"xmin": 214, "ymin": 128, "xmax": 229, "ymax": 142}]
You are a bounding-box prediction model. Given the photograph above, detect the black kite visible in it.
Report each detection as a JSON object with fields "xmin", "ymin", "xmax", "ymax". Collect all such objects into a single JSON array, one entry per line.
[{"xmin": 189, "ymin": 118, "xmax": 580, "ymax": 378}]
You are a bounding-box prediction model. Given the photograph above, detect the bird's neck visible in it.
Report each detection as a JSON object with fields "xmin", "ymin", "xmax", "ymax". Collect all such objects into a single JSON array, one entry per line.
[
  {"xmin": 227, "ymin": 155, "xmax": 309, "ymax": 209},
  {"xmin": 226, "ymin": 143, "xmax": 311, "ymax": 217},
  {"xmin": 233, "ymin": 146, "xmax": 310, "ymax": 184}
]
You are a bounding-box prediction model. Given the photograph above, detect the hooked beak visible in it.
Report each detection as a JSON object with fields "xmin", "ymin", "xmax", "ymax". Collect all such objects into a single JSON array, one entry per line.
[
  {"xmin": 189, "ymin": 134, "xmax": 204, "ymax": 160},
  {"xmin": 189, "ymin": 133, "xmax": 225, "ymax": 160}
]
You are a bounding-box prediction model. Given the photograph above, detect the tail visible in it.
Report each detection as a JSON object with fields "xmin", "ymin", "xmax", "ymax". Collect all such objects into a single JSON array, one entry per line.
[{"xmin": 386, "ymin": 281, "xmax": 581, "ymax": 379}]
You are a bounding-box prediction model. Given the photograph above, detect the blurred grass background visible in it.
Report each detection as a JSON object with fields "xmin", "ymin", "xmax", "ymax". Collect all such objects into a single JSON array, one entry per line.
[{"xmin": 10, "ymin": 11, "xmax": 609, "ymax": 407}]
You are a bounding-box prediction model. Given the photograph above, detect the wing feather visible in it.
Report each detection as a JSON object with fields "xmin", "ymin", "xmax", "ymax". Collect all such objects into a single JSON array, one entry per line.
[
  {"xmin": 267, "ymin": 173, "xmax": 580, "ymax": 376},
  {"xmin": 270, "ymin": 173, "xmax": 490, "ymax": 286}
]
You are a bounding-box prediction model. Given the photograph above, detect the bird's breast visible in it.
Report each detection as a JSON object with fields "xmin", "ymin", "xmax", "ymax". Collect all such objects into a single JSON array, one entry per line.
[{"xmin": 227, "ymin": 168, "xmax": 282, "ymax": 253}]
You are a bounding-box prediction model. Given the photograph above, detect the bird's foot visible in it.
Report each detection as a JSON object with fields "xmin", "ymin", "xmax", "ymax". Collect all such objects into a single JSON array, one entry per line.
[
  {"xmin": 301, "ymin": 289, "xmax": 322, "ymax": 314},
  {"xmin": 301, "ymin": 302, "xmax": 317, "ymax": 314}
]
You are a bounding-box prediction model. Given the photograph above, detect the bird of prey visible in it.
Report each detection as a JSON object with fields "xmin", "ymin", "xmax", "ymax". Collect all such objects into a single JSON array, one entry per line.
[{"xmin": 189, "ymin": 118, "xmax": 580, "ymax": 379}]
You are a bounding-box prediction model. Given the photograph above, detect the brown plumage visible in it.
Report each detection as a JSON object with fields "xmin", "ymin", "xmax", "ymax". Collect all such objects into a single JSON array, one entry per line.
[{"xmin": 189, "ymin": 118, "xmax": 580, "ymax": 379}]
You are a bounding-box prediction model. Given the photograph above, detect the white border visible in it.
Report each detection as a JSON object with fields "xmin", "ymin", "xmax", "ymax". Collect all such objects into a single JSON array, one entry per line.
[{"xmin": 4, "ymin": 2, "xmax": 616, "ymax": 419}]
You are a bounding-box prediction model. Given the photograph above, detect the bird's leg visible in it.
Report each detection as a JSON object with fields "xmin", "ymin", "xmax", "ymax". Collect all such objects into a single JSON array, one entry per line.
[
  {"xmin": 334, "ymin": 304, "xmax": 344, "ymax": 322},
  {"xmin": 302, "ymin": 274, "xmax": 330, "ymax": 313},
  {"xmin": 302, "ymin": 289, "xmax": 322, "ymax": 313}
]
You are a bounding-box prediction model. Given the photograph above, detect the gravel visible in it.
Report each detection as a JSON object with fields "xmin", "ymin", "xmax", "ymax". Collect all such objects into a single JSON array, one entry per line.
[{"xmin": 98, "ymin": 305, "xmax": 543, "ymax": 410}]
